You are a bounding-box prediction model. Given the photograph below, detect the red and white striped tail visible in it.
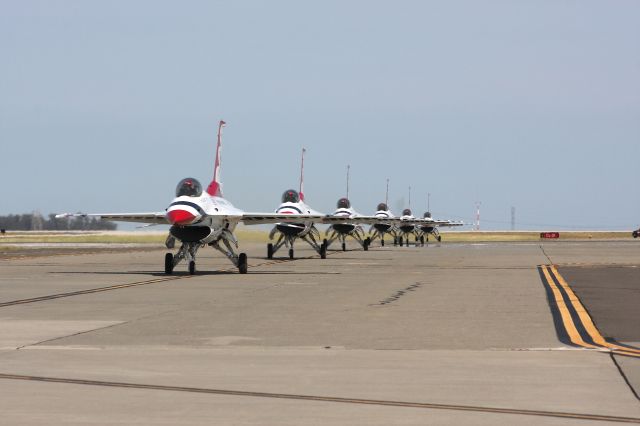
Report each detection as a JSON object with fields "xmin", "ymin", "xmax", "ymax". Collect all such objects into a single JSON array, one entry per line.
[{"xmin": 206, "ymin": 120, "xmax": 226, "ymax": 197}]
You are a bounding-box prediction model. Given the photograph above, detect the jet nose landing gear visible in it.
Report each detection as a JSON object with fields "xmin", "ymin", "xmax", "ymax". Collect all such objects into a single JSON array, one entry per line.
[{"xmin": 164, "ymin": 242, "xmax": 199, "ymax": 275}]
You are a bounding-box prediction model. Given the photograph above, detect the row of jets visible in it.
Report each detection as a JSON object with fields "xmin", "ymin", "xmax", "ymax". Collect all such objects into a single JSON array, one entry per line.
[{"xmin": 57, "ymin": 121, "xmax": 463, "ymax": 275}]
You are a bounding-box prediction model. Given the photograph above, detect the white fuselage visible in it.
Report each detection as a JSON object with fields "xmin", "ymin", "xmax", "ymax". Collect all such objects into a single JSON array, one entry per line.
[
  {"xmin": 373, "ymin": 209, "xmax": 395, "ymax": 232},
  {"xmin": 166, "ymin": 194, "xmax": 243, "ymax": 243},
  {"xmin": 419, "ymin": 217, "xmax": 436, "ymax": 232},
  {"xmin": 331, "ymin": 207, "xmax": 361, "ymax": 234},
  {"xmin": 275, "ymin": 201, "xmax": 322, "ymax": 236},
  {"xmin": 399, "ymin": 213, "xmax": 417, "ymax": 233}
]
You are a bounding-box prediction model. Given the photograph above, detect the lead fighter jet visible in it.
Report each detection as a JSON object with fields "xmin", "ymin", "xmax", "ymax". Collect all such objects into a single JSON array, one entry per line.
[{"xmin": 57, "ymin": 120, "xmax": 321, "ymax": 275}]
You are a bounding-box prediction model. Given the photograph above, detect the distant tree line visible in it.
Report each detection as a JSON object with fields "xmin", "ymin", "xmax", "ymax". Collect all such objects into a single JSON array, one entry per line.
[{"xmin": 0, "ymin": 213, "xmax": 117, "ymax": 231}]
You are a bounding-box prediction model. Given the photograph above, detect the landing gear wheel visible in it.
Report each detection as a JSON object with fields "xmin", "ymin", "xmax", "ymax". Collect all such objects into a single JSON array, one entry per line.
[
  {"xmin": 238, "ymin": 253, "xmax": 248, "ymax": 274},
  {"xmin": 320, "ymin": 243, "xmax": 327, "ymax": 259},
  {"xmin": 399, "ymin": 237, "xmax": 404, "ymax": 247},
  {"xmin": 342, "ymin": 242, "xmax": 346, "ymax": 251},
  {"xmin": 267, "ymin": 243, "xmax": 274, "ymax": 259},
  {"xmin": 188, "ymin": 260, "xmax": 196, "ymax": 275},
  {"xmin": 289, "ymin": 248, "xmax": 294, "ymax": 259},
  {"xmin": 363, "ymin": 241, "xmax": 369, "ymax": 251},
  {"xmin": 437, "ymin": 235, "xmax": 442, "ymax": 242},
  {"xmin": 164, "ymin": 253, "xmax": 174, "ymax": 275},
  {"xmin": 420, "ymin": 236, "xmax": 425, "ymax": 246},
  {"xmin": 393, "ymin": 237, "xmax": 398, "ymax": 246},
  {"xmin": 381, "ymin": 239, "xmax": 385, "ymax": 247}
]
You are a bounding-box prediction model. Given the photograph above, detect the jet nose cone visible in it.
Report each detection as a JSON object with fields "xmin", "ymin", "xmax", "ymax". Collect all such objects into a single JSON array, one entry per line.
[{"xmin": 166, "ymin": 209, "xmax": 198, "ymax": 225}]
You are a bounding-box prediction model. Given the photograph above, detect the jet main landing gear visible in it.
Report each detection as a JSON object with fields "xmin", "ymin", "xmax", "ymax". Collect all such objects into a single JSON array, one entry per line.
[{"xmin": 164, "ymin": 229, "xmax": 249, "ymax": 275}]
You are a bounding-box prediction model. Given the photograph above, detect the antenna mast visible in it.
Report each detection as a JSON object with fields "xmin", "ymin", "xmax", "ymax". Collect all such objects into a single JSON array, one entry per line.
[
  {"xmin": 408, "ymin": 185, "xmax": 412, "ymax": 209},
  {"xmin": 475, "ymin": 201, "xmax": 481, "ymax": 231},
  {"xmin": 427, "ymin": 193, "xmax": 431, "ymax": 212},
  {"xmin": 511, "ymin": 206, "xmax": 516, "ymax": 231}
]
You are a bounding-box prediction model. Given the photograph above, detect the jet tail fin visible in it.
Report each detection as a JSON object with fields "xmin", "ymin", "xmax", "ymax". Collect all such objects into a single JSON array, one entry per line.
[
  {"xmin": 206, "ymin": 120, "xmax": 226, "ymax": 197},
  {"xmin": 299, "ymin": 147, "xmax": 306, "ymax": 201}
]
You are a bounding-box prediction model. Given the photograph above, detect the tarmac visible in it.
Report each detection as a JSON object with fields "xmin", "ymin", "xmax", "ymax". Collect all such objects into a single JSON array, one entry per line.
[{"xmin": 0, "ymin": 240, "xmax": 638, "ymax": 424}]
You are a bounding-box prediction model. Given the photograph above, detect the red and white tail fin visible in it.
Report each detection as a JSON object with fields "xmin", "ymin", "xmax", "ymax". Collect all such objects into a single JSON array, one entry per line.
[
  {"xmin": 299, "ymin": 147, "xmax": 306, "ymax": 201},
  {"xmin": 206, "ymin": 120, "xmax": 226, "ymax": 197}
]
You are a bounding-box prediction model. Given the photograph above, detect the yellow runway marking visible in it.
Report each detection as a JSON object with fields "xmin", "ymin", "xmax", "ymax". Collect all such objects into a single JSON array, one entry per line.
[
  {"xmin": 540, "ymin": 265, "xmax": 640, "ymax": 358},
  {"xmin": 540, "ymin": 266, "xmax": 598, "ymax": 349},
  {"xmin": 549, "ymin": 266, "xmax": 640, "ymax": 357}
]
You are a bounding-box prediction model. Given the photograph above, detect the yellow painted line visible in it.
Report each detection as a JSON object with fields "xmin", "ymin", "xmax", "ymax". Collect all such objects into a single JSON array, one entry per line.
[
  {"xmin": 540, "ymin": 266, "xmax": 598, "ymax": 349},
  {"xmin": 550, "ymin": 266, "xmax": 640, "ymax": 356}
]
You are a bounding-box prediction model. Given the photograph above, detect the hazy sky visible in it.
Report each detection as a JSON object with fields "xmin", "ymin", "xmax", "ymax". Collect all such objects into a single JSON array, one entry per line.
[{"xmin": 1, "ymin": 0, "xmax": 639, "ymax": 230}]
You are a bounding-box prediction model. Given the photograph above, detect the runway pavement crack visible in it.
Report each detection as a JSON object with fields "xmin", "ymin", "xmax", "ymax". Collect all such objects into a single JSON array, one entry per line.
[
  {"xmin": 15, "ymin": 321, "xmax": 132, "ymax": 351},
  {"xmin": 539, "ymin": 244, "xmax": 554, "ymax": 264},
  {"xmin": 610, "ymin": 353, "xmax": 640, "ymax": 402},
  {"xmin": 15, "ymin": 304, "xmax": 205, "ymax": 350},
  {"xmin": 0, "ymin": 373, "xmax": 639, "ymax": 423}
]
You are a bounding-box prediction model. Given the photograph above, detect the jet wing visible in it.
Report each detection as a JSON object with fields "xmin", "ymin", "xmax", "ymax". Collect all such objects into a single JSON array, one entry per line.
[
  {"xmin": 395, "ymin": 217, "xmax": 423, "ymax": 226},
  {"xmin": 322, "ymin": 215, "xmax": 396, "ymax": 225},
  {"xmin": 55, "ymin": 212, "xmax": 168, "ymax": 224},
  {"xmin": 434, "ymin": 221, "xmax": 464, "ymax": 227},
  {"xmin": 241, "ymin": 213, "xmax": 324, "ymax": 225},
  {"xmin": 416, "ymin": 219, "xmax": 465, "ymax": 227}
]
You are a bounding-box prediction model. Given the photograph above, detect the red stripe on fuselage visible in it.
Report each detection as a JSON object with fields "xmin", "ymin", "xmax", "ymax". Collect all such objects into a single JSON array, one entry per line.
[{"xmin": 167, "ymin": 209, "xmax": 197, "ymax": 225}]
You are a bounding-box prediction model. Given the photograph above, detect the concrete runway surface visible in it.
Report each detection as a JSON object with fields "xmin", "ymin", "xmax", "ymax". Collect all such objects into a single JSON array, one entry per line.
[{"xmin": 0, "ymin": 240, "xmax": 639, "ymax": 425}]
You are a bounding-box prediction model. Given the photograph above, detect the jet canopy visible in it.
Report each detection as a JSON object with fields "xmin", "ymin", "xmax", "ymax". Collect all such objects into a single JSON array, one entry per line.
[
  {"xmin": 377, "ymin": 203, "xmax": 388, "ymax": 211},
  {"xmin": 423, "ymin": 211, "xmax": 432, "ymax": 218},
  {"xmin": 402, "ymin": 208, "xmax": 412, "ymax": 216},
  {"xmin": 337, "ymin": 198, "xmax": 351, "ymax": 209},
  {"xmin": 282, "ymin": 189, "xmax": 300, "ymax": 203},
  {"xmin": 176, "ymin": 178, "xmax": 203, "ymax": 197}
]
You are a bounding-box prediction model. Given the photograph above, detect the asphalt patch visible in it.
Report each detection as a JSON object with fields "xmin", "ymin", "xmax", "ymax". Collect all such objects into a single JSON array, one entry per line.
[{"xmin": 559, "ymin": 266, "xmax": 640, "ymax": 342}]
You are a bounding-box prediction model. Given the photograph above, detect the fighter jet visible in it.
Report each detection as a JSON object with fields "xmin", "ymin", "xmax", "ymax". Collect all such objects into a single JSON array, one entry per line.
[
  {"xmin": 323, "ymin": 197, "xmax": 372, "ymax": 251},
  {"xmin": 397, "ymin": 208, "xmax": 464, "ymax": 246},
  {"xmin": 367, "ymin": 179, "xmax": 399, "ymax": 247},
  {"xmin": 397, "ymin": 208, "xmax": 421, "ymax": 247},
  {"xmin": 416, "ymin": 211, "xmax": 464, "ymax": 243},
  {"xmin": 267, "ymin": 148, "xmax": 327, "ymax": 260},
  {"xmin": 322, "ymin": 165, "xmax": 375, "ymax": 251}
]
